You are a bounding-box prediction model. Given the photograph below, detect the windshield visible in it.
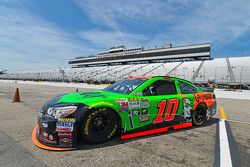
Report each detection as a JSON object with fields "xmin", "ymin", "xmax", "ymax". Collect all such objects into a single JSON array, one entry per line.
[{"xmin": 104, "ymin": 78, "xmax": 146, "ymax": 94}]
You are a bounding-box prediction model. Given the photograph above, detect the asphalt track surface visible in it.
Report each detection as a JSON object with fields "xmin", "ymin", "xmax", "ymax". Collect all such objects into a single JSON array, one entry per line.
[{"xmin": 0, "ymin": 82, "xmax": 249, "ymax": 167}]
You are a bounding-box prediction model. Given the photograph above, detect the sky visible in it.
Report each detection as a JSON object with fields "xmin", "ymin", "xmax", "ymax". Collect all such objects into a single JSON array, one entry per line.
[{"xmin": 1, "ymin": 0, "xmax": 250, "ymax": 72}]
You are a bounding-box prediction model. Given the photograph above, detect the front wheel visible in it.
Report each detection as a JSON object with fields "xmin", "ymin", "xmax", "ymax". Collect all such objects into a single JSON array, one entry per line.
[
  {"xmin": 192, "ymin": 104, "xmax": 207, "ymax": 126},
  {"xmin": 80, "ymin": 108, "xmax": 119, "ymax": 144}
]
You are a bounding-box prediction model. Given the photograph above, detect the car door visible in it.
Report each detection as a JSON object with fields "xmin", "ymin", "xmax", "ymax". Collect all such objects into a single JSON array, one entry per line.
[{"xmin": 140, "ymin": 79, "xmax": 183, "ymax": 126}]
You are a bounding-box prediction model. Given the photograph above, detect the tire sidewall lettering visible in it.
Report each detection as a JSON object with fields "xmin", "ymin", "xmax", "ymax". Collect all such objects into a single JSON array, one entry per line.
[{"xmin": 83, "ymin": 108, "xmax": 117, "ymax": 140}]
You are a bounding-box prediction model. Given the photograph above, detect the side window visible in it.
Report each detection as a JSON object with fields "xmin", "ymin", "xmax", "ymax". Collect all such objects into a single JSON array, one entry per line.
[
  {"xmin": 179, "ymin": 81, "xmax": 197, "ymax": 94},
  {"xmin": 143, "ymin": 80, "xmax": 177, "ymax": 96}
]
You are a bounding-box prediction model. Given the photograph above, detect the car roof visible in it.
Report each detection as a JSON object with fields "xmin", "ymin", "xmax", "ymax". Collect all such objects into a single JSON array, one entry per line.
[{"xmin": 127, "ymin": 76, "xmax": 194, "ymax": 84}]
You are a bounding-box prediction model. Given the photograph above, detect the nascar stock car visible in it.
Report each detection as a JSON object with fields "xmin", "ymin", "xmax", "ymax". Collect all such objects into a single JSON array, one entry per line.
[{"xmin": 32, "ymin": 76, "xmax": 216, "ymax": 150}]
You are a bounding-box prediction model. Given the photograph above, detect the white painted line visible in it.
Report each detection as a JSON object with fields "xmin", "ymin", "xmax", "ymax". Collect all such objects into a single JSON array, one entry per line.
[{"xmin": 219, "ymin": 120, "xmax": 232, "ymax": 167}]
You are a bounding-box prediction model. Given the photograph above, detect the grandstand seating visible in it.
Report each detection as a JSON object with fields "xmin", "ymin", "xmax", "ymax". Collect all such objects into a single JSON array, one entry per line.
[{"xmin": 1, "ymin": 57, "xmax": 249, "ymax": 85}]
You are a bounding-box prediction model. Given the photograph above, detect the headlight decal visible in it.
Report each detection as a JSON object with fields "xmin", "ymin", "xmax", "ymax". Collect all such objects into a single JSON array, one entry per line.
[{"xmin": 46, "ymin": 106, "xmax": 77, "ymax": 119}]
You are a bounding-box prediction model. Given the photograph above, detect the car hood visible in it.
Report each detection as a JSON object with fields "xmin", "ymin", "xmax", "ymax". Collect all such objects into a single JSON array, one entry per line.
[{"xmin": 57, "ymin": 89, "xmax": 127, "ymax": 106}]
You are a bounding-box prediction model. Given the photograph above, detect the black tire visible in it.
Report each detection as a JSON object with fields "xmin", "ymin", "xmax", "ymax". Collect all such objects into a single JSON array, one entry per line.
[
  {"xmin": 80, "ymin": 108, "xmax": 119, "ymax": 144},
  {"xmin": 192, "ymin": 104, "xmax": 207, "ymax": 126}
]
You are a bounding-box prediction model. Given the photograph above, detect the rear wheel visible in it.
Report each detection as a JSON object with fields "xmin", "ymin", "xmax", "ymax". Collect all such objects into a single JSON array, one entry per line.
[
  {"xmin": 81, "ymin": 108, "xmax": 118, "ymax": 144},
  {"xmin": 192, "ymin": 104, "xmax": 207, "ymax": 126}
]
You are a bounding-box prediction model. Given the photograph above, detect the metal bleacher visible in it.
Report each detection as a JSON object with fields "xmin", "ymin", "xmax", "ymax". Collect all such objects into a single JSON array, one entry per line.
[{"xmin": 1, "ymin": 57, "xmax": 250, "ymax": 85}]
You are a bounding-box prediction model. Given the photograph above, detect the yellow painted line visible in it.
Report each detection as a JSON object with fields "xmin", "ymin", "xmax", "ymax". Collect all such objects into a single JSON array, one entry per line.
[
  {"xmin": 100, "ymin": 84, "xmax": 111, "ymax": 86},
  {"xmin": 220, "ymin": 107, "xmax": 227, "ymax": 120}
]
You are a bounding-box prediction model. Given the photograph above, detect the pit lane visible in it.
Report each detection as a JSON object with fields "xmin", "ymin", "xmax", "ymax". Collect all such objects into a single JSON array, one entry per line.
[{"xmin": 0, "ymin": 81, "xmax": 249, "ymax": 167}]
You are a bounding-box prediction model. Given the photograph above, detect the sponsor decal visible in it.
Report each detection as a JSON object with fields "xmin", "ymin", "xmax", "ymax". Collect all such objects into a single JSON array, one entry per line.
[
  {"xmin": 128, "ymin": 101, "xmax": 140, "ymax": 109},
  {"xmin": 141, "ymin": 109, "xmax": 148, "ymax": 115},
  {"xmin": 58, "ymin": 118, "xmax": 76, "ymax": 123},
  {"xmin": 141, "ymin": 98, "xmax": 149, "ymax": 102},
  {"xmin": 115, "ymin": 98, "xmax": 127, "ymax": 102},
  {"xmin": 132, "ymin": 110, "xmax": 140, "ymax": 115},
  {"xmin": 140, "ymin": 109, "xmax": 149, "ymax": 122},
  {"xmin": 58, "ymin": 132, "xmax": 72, "ymax": 136},
  {"xmin": 56, "ymin": 122, "xmax": 74, "ymax": 127},
  {"xmin": 194, "ymin": 93, "xmax": 213, "ymax": 103},
  {"xmin": 194, "ymin": 92, "xmax": 215, "ymax": 108},
  {"xmin": 141, "ymin": 102, "xmax": 149, "ymax": 108},
  {"xmin": 56, "ymin": 121, "xmax": 74, "ymax": 132},
  {"xmin": 140, "ymin": 115, "xmax": 149, "ymax": 122},
  {"xmin": 183, "ymin": 98, "xmax": 192, "ymax": 118},
  {"xmin": 95, "ymin": 101, "xmax": 114, "ymax": 108},
  {"xmin": 129, "ymin": 98, "xmax": 138, "ymax": 102},
  {"xmin": 141, "ymin": 98, "xmax": 150, "ymax": 108},
  {"xmin": 56, "ymin": 127, "xmax": 73, "ymax": 132},
  {"xmin": 58, "ymin": 132, "xmax": 73, "ymax": 146},
  {"xmin": 119, "ymin": 101, "xmax": 129, "ymax": 112}
]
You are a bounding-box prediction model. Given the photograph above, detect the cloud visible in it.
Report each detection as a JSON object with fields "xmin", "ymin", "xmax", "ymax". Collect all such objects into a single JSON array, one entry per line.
[
  {"xmin": 0, "ymin": 4, "xmax": 93, "ymax": 72},
  {"xmin": 151, "ymin": 0, "xmax": 250, "ymax": 47},
  {"xmin": 75, "ymin": 0, "xmax": 196, "ymax": 49},
  {"xmin": 76, "ymin": 0, "xmax": 250, "ymax": 48},
  {"xmin": 1, "ymin": 0, "xmax": 250, "ymax": 72},
  {"xmin": 76, "ymin": 0, "xmax": 192, "ymax": 31},
  {"xmin": 79, "ymin": 30, "xmax": 148, "ymax": 48}
]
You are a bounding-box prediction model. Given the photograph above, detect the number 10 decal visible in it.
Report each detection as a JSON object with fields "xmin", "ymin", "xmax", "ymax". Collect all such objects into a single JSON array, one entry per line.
[{"xmin": 153, "ymin": 99, "xmax": 179, "ymax": 123}]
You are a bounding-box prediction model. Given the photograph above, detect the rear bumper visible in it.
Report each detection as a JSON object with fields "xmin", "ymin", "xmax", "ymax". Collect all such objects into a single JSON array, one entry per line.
[
  {"xmin": 209, "ymin": 100, "xmax": 217, "ymax": 116},
  {"xmin": 32, "ymin": 125, "xmax": 76, "ymax": 151}
]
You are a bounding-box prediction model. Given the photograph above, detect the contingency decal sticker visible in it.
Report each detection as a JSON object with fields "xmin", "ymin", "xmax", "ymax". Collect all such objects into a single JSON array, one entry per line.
[
  {"xmin": 140, "ymin": 98, "xmax": 150, "ymax": 108},
  {"xmin": 194, "ymin": 92, "xmax": 214, "ymax": 108},
  {"xmin": 58, "ymin": 132, "xmax": 73, "ymax": 146},
  {"xmin": 139, "ymin": 109, "xmax": 149, "ymax": 122},
  {"xmin": 116, "ymin": 98, "xmax": 129, "ymax": 112},
  {"xmin": 128, "ymin": 98, "xmax": 140, "ymax": 109},
  {"xmin": 131, "ymin": 110, "xmax": 140, "ymax": 115},
  {"xmin": 56, "ymin": 118, "xmax": 75, "ymax": 132}
]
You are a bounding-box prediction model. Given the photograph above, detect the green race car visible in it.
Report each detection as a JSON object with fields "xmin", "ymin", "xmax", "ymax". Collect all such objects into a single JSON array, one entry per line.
[{"xmin": 32, "ymin": 76, "xmax": 216, "ymax": 150}]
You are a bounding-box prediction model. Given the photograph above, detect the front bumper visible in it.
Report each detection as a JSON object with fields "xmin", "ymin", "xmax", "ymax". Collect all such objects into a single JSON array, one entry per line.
[
  {"xmin": 32, "ymin": 102, "xmax": 90, "ymax": 150},
  {"xmin": 32, "ymin": 124, "xmax": 76, "ymax": 151}
]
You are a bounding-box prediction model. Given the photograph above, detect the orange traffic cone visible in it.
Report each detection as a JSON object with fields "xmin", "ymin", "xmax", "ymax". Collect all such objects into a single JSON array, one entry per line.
[
  {"xmin": 13, "ymin": 88, "xmax": 21, "ymax": 102},
  {"xmin": 76, "ymin": 88, "xmax": 79, "ymax": 92}
]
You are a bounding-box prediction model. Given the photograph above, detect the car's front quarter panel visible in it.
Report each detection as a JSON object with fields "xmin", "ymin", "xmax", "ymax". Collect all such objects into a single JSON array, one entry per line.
[{"xmin": 37, "ymin": 97, "xmax": 90, "ymax": 148}]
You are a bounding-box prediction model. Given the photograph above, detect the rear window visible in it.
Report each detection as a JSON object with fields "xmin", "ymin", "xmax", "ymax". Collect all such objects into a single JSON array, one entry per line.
[{"xmin": 179, "ymin": 81, "xmax": 197, "ymax": 94}]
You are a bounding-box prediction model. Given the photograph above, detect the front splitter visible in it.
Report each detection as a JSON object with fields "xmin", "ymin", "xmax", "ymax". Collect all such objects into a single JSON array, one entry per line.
[{"xmin": 32, "ymin": 124, "xmax": 76, "ymax": 151}]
